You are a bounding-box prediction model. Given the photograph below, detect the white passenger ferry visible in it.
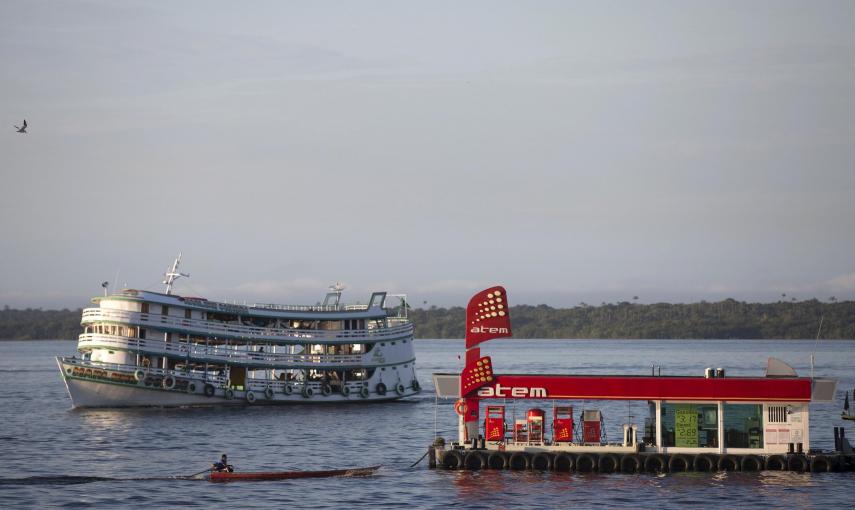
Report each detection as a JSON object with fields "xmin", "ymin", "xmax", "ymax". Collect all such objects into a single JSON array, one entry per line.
[{"xmin": 57, "ymin": 256, "xmax": 419, "ymax": 408}]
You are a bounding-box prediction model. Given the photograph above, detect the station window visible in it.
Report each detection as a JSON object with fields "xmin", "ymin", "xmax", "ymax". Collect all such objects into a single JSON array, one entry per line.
[
  {"xmin": 723, "ymin": 404, "xmax": 763, "ymax": 448},
  {"xmin": 661, "ymin": 403, "xmax": 718, "ymax": 448}
]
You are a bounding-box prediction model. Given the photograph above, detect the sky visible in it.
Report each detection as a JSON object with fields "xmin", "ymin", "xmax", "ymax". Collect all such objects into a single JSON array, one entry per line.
[{"xmin": 1, "ymin": 0, "xmax": 854, "ymax": 309}]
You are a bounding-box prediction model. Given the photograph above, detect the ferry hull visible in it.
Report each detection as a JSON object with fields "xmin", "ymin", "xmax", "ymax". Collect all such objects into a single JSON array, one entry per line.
[
  {"xmin": 62, "ymin": 374, "xmax": 225, "ymax": 408},
  {"xmin": 57, "ymin": 358, "xmax": 417, "ymax": 408}
]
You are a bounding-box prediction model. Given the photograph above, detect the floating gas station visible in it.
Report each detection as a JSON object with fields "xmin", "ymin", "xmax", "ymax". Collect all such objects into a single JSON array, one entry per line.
[{"xmin": 430, "ymin": 286, "xmax": 854, "ymax": 473}]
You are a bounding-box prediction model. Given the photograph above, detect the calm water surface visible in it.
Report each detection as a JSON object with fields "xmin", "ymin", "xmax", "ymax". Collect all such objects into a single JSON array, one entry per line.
[{"xmin": 1, "ymin": 339, "xmax": 853, "ymax": 509}]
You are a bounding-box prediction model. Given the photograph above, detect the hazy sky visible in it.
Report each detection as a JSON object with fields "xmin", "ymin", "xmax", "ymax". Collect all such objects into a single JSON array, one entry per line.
[{"xmin": 2, "ymin": 0, "xmax": 854, "ymax": 309}]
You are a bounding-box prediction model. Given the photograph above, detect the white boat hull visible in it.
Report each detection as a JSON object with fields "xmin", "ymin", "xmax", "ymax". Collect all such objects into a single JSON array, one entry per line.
[{"xmin": 57, "ymin": 358, "xmax": 418, "ymax": 408}]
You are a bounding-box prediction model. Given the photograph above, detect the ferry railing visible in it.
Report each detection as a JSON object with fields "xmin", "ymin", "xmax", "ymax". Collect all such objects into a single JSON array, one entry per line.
[
  {"xmin": 80, "ymin": 308, "xmax": 413, "ymax": 343},
  {"xmin": 182, "ymin": 298, "xmax": 371, "ymax": 313},
  {"xmin": 61, "ymin": 356, "xmax": 375, "ymax": 393},
  {"xmin": 77, "ymin": 334, "xmax": 373, "ymax": 366},
  {"xmin": 60, "ymin": 357, "xmax": 229, "ymax": 385}
]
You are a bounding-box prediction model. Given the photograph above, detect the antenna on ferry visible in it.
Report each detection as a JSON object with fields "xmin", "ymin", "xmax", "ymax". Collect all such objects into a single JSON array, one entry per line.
[
  {"xmin": 163, "ymin": 252, "xmax": 189, "ymax": 295},
  {"xmin": 101, "ymin": 281, "xmax": 109, "ymax": 296}
]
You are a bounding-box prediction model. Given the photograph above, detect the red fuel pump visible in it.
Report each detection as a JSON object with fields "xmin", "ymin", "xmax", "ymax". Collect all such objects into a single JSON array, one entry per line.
[
  {"xmin": 527, "ymin": 408, "xmax": 546, "ymax": 443},
  {"xmin": 553, "ymin": 406, "xmax": 574, "ymax": 443},
  {"xmin": 582, "ymin": 409, "xmax": 603, "ymax": 445},
  {"xmin": 484, "ymin": 405, "xmax": 506, "ymax": 441}
]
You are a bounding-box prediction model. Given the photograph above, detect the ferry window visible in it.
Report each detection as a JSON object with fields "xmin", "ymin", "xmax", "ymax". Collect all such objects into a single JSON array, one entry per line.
[
  {"xmin": 185, "ymin": 309, "xmax": 191, "ymax": 319},
  {"xmin": 141, "ymin": 303, "xmax": 149, "ymax": 314},
  {"xmin": 723, "ymin": 404, "xmax": 763, "ymax": 448},
  {"xmin": 162, "ymin": 305, "xmax": 169, "ymax": 316},
  {"xmin": 139, "ymin": 328, "xmax": 146, "ymax": 339},
  {"xmin": 661, "ymin": 403, "xmax": 718, "ymax": 448}
]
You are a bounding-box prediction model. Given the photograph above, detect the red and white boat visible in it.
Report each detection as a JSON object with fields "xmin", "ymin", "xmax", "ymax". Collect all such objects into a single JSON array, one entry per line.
[{"xmin": 431, "ymin": 286, "xmax": 846, "ymax": 473}]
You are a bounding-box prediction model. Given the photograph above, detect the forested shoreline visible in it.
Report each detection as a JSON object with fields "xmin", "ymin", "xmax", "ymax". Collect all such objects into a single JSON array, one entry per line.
[{"xmin": 2, "ymin": 299, "xmax": 854, "ymax": 340}]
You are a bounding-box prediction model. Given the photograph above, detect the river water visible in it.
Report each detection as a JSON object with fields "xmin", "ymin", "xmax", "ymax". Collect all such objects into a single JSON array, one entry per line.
[{"xmin": 1, "ymin": 339, "xmax": 853, "ymax": 509}]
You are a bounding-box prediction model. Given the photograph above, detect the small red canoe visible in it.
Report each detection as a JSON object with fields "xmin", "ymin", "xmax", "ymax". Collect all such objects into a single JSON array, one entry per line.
[{"xmin": 208, "ymin": 465, "xmax": 380, "ymax": 482}]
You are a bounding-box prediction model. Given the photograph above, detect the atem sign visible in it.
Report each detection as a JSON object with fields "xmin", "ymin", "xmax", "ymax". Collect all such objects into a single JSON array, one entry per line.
[
  {"xmin": 469, "ymin": 326, "xmax": 510, "ymax": 335},
  {"xmin": 477, "ymin": 383, "xmax": 547, "ymax": 398}
]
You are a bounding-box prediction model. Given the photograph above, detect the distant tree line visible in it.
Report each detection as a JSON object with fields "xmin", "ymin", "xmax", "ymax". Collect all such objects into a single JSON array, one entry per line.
[
  {"xmin": 409, "ymin": 299, "xmax": 855, "ymax": 340},
  {"xmin": 0, "ymin": 307, "xmax": 83, "ymax": 340},
  {"xmin": 2, "ymin": 299, "xmax": 854, "ymax": 340}
]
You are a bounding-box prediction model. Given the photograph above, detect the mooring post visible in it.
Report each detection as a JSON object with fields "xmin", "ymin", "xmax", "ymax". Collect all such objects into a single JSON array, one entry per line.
[
  {"xmin": 834, "ymin": 427, "xmax": 840, "ymax": 452},
  {"xmin": 428, "ymin": 445, "xmax": 436, "ymax": 469}
]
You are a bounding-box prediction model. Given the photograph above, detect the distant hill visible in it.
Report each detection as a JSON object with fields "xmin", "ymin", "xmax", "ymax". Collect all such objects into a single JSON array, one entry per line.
[
  {"xmin": 0, "ymin": 307, "xmax": 83, "ymax": 340},
  {"xmin": 408, "ymin": 299, "xmax": 855, "ymax": 340},
  {"xmin": 1, "ymin": 299, "xmax": 853, "ymax": 340}
]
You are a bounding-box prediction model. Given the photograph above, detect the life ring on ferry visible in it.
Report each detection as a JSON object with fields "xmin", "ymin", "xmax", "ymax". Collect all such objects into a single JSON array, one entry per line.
[
  {"xmin": 283, "ymin": 384, "xmax": 293, "ymax": 395},
  {"xmin": 144, "ymin": 376, "xmax": 154, "ymax": 387},
  {"xmin": 264, "ymin": 387, "xmax": 274, "ymax": 400},
  {"xmin": 321, "ymin": 384, "xmax": 332, "ymax": 397},
  {"xmin": 134, "ymin": 369, "xmax": 147, "ymax": 382},
  {"xmin": 162, "ymin": 376, "xmax": 176, "ymax": 390},
  {"xmin": 340, "ymin": 385, "xmax": 351, "ymax": 397},
  {"xmin": 395, "ymin": 383, "xmax": 405, "ymax": 396},
  {"xmin": 454, "ymin": 399, "xmax": 467, "ymax": 416},
  {"xmin": 302, "ymin": 386, "xmax": 314, "ymax": 399},
  {"xmin": 187, "ymin": 383, "xmax": 197, "ymax": 394},
  {"xmin": 376, "ymin": 383, "xmax": 387, "ymax": 396},
  {"xmin": 204, "ymin": 383, "xmax": 215, "ymax": 397},
  {"xmin": 411, "ymin": 379, "xmax": 420, "ymax": 392},
  {"xmin": 246, "ymin": 391, "xmax": 257, "ymax": 403},
  {"xmin": 359, "ymin": 386, "xmax": 370, "ymax": 399},
  {"xmin": 225, "ymin": 389, "xmax": 235, "ymax": 400}
]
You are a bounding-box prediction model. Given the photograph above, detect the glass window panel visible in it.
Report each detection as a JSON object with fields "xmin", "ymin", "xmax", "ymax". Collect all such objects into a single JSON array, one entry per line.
[
  {"xmin": 661, "ymin": 403, "xmax": 718, "ymax": 448},
  {"xmin": 723, "ymin": 404, "xmax": 764, "ymax": 448}
]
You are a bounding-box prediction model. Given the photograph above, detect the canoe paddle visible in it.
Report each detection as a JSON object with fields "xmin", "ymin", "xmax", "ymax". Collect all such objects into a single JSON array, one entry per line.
[{"xmin": 183, "ymin": 468, "xmax": 212, "ymax": 479}]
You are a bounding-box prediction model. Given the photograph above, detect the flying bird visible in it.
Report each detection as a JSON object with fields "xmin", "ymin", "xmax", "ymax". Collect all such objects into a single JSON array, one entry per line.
[{"xmin": 14, "ymin": 119, "xmax": 27, "ymax": 133}]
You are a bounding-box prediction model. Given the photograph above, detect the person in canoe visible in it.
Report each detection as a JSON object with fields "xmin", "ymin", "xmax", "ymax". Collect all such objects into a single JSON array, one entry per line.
[{"xmin": 212, "ymin": 454, "xmax": 234, "ymax": 473}]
